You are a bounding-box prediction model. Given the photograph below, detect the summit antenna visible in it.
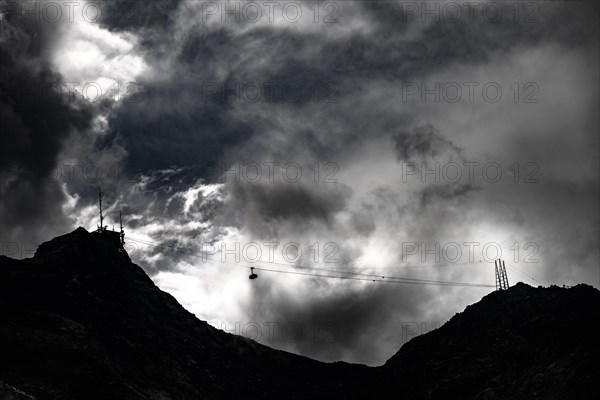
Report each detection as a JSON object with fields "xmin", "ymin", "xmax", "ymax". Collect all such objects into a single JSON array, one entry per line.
[
  {"xmin": 98, "ymin": 188, "xmax": 105, "ymax": 232},
  {"xmin": 119, "ymin": 211, "xmax": 125, "ymax": 245}
]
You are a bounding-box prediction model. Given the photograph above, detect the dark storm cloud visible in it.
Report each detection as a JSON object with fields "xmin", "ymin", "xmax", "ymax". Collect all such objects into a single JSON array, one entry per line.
[
  {"xmin": 349, "ymin": 210, "xmax": 376, "ymax": 237},
  {"xmin": 219, "ymin": 180, "xmax": 352, "ymax": 238},
  {"xmin": 103, "ymin": 79, "xmax": 255, "ymax": 172},
  {"xmin": 417, "ymin": 183, "xmax": 479, "ymax": 207},
  {"xmin": 93, "ymin": 0, "xmax": 181, "ymax": 32},
  {"xmin": 392, "ymin": 124, "xmax": 460, "ymax": 162},
  {"xmin": 0, "ymin": 14, "xmax": 94, "ymax": 252},
  {"xmin": 103, "ymin": 1, "xmax": 599, "ymax": 176},
  {"xmin": 326, "ymin": 1, "xmax": 598, "ymax": 79},
  {"xmin": 104, "ymin": 21, "xmax": 352, "ymax": 173}
]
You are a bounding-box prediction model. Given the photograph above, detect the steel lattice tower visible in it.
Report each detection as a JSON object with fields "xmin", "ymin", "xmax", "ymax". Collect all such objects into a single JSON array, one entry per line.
[{"xmin": 495, "ymin": 259, "xmax": 510, "ymax": 290}]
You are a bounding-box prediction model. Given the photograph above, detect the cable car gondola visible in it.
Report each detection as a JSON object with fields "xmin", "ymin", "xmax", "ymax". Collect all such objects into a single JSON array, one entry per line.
[{"xmin": 249, "ymin": 267, "xmax": 258, "ymax": 280}]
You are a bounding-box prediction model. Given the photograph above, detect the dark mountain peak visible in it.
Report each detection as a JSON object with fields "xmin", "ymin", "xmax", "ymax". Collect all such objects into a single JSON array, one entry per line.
[
  {"xmin": 1, "ymin": 229, "xmax": 367, "ymax": 399},
  {"xmin": 383, "ymin": 281, "xmax": 599, "ymax": 399},
  {"xmin": 34, "ymin": 226, "xmax": 125, "ymax": 260},
  {"xmin": 456, "ymin": 281, "xmax": 599, "ymax": 318}
]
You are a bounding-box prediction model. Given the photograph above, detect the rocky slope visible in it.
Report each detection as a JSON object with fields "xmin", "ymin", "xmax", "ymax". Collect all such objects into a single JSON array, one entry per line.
[{"xmin": 381, "ymin": 282, "xmax": 599, "ymax": 399}]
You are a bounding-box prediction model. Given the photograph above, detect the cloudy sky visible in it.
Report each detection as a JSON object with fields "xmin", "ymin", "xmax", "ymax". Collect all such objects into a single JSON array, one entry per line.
[{"xmin": 1, "ymin": 0, "xmax": 598, "ymax": 365}]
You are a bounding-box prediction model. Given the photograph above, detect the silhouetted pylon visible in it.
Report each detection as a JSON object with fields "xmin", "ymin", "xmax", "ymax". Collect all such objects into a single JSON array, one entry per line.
[{"xmin": 495, "ymin": 259, "xmax": 510, "ymax": 291}]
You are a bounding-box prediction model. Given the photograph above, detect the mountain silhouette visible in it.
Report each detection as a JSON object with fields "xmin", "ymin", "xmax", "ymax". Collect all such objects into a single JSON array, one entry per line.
[{"xmin": 1, "ymin": 228, "xmax": 598, "ymax": 399}]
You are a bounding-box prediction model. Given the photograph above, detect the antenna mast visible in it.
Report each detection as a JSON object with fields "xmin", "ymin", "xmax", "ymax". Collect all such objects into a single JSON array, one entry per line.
[
  {"xmin": 98, "ymin": 188, "xmax": 105, "ymax": 232},
  {"xmin": 119, "ymin": 211, "xmax": 125, "ymax": 245}
]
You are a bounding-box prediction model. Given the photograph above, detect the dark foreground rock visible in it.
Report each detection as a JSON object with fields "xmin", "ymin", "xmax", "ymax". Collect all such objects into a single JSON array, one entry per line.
[{"xmin": 1, "ymin": 228, "xmax": 598, "ymax": 399}]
